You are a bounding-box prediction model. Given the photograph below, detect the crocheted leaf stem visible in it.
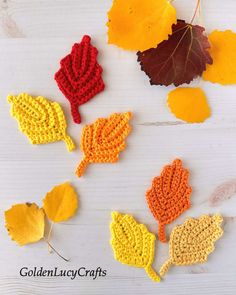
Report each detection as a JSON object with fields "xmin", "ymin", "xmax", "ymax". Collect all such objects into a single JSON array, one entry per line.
[
  {"xmin": 55, "ymin": 35, "xmax": 105, "ymax": 124},
  {"xmin": 159, "ymin": 214, "xmax": 223, "ymax": 277},
  {"xmin": 7, "ymin": 93, "xmax": 75, "ymax": 151},
  {"xmin": 75, "ymin": 112, "xmax": 132, "ymax": 177},
  {"xmin": 110, "ymin": 212, "xmax": 160, "ymax": 282},
  {"xmin": 146, "ymin": 159, "xmax": 192, "ymax": 243}
]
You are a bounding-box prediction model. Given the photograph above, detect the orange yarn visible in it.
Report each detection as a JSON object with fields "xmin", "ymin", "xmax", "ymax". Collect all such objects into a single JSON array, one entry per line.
[
  {"xmin": 75, "ymin": 112, "xmax": 132, "ymax": 177},
  {"xmin": 146, "ymin": 159, "xmax": 192, "ymax": 243}
]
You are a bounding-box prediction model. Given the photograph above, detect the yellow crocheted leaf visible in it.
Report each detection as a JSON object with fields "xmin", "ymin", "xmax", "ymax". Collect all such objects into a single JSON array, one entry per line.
[
  {"xmin": 107, "ymin": 0, "xmax": 176, "ymax": 51},
  {"xmin": 8, "ymin": 93, "xmax": 75, "ymax": 151},
  {"xmin": 203, "ymin": 30, "xmax": 236, "ymax": 85},
  {"xmin": 5, "ymin": 203, "xmax": 45, "ymax": 246},
  {"xmin": 159, "ymin": 214, "xmax": 223, "ymax": 277},
  {"xmin": 42, "ymin": 182, "xmax": 78, "ymax": 222},
  {"xmin": 167, "ymin": 88, "xmax": 211, "ymax": 123},
  {"xmin": 76, "ymin": 112, "xmax": 132, "ymax": 177},
  {"xmin": 110, "ymin": 212, "xmax": 160, "ymax": 282}
]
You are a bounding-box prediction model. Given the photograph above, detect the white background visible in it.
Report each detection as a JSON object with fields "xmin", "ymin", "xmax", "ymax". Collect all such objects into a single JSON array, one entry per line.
[{"xmin": 0, "ymin": 0, "xmax": 236, "ymax": 294}]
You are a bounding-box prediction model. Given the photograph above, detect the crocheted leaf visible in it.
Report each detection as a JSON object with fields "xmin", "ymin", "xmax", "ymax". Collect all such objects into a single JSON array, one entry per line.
[
  {"xmin": 137, "ymin": 19, "xmax": 213, "ymax": 86},
  {"xmin": 107, "ymin": 0, "xmax": 176, "ymax": 51},
  {"xmin": 7, "ymin": 93, "xmax": 75, "ymax": 151},
  {"xmin": 146, "ymin": 159, "xmax": 192, "ymax": 243},
  {"xmin": 5, "ymin": 203, "xmax": 45, "ymax": 246},
  {"xmin": 159, "ymin": 214, "xmax": 223, "ymax": 277},
  {"xmin": 55, "ymin": 35, "xmax": 105, "ymax": 124},
  {"xmin": 75, "ymin": 112, "xmax": 132, "ymax": 177},
  {"xmin": 110, "ymin": 212, "xmax": 160, "ymax": 282},
  {"xmin": 167, "ymin": 87, "xmax": 211, "ymax": 123},
  {"xmin": 42, "ymin": 182, "xmax": 78, "ymax": 223},
  {"xmin": 203, "ymin": 30, "xmax": 236, "ymax": 85}
]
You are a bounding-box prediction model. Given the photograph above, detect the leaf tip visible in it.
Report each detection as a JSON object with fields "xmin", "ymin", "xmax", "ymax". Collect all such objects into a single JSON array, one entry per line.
[
  {"xmin": 7, "ymin": 94, "xmax": 15, "ymax": 103},
  {"xmin": 111, "ymin": 211, "xmax": 120, "ymax": 221}
]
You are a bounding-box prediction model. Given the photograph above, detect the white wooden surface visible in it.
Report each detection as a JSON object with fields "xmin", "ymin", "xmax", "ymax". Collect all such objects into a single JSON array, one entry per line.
[{"xmin": 0, "ymin": 0, "xmax": 236, "ymax": 294}]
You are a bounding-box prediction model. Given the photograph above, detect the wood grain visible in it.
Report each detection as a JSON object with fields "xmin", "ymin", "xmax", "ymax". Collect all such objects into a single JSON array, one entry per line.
[{"xmin": 0, "ymin": 0, "xmax": 236, "ymax": 294}]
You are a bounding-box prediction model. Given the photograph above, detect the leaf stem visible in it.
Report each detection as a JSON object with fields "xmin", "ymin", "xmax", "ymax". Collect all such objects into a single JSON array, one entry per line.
[
  {"xmin": 145, "ymin": 265, "xmax": 161, "ymax": 282},
  {"xmin": 159, "ymin": 259, "xmax": 172, "ymax": 277},
  {"xmin": 64, "ymin": 135, "xmax": 75, "ymax": 152},
  {"xmin": 47, "ymin": 222, "xmax": 54, "ymax": 253},
  {"xmin": 75, "ymin": 157, "xmax": 89, "ymax": 177},
  {"xmin": 158, "ymin": 223, "xmax": 167, "ymax": 243},
  {"xmin": 43, "ymin": 238, "xmax": 69, "ymax": 262},
  {"xmin": 190, "ymin": 0, "xmax": 201, "ymax": 24}
]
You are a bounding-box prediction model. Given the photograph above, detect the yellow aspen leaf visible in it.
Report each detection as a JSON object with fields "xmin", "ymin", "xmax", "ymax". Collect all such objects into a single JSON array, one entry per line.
[
  {"xmin": 107, "ymin": 0, "xmax": 176, "ymax": 51},
  {"xmin": 203, "ymin": 30, "xmax": 236, "ymax": 85},
  {"xmin": 110, "ymin": 212, "xmax": 161, "ymax": 282},
  {"xmin": 5, "ymin": 203, "xmax": 45, "ymax": 246},
  {"xmin": 159, "ymin": 214, "xmax": 223, "ymax": 277},
  {"xmin": 75, "ymin": 112, "xmax": 132, "ymax": 177},
  {"xmin": 167, "ymin": 87, "xmax": 211, "ymax": 123},
  {"xmin": 42, "ymin": 182, "xmax": 78, "ymax": 223},
  {"xmin": 8, "ymin": 93, "xmax": 75, "ymax": 152}
]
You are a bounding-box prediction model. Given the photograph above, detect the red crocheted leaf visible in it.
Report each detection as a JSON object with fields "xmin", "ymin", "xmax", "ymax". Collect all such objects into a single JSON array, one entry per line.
[
  {"xmin": 146, "ymin": 159, "xmax": 192, "ymax": 243},
  {"xmin": 55, "ymin": 35, "xmax": 105, "ymax": 124},
  {"xmin": 137, "ymin": 20, "xmax": 213, "ymax": 86}
]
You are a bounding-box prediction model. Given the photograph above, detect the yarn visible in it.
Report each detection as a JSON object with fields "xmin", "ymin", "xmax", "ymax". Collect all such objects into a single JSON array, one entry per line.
[
  {"xmin": 146, "ymin": 159, "xmax": 192, "ymax": 243},
  {"xmin": 159, "ymin": 214, "xmax": 224, "ymax": 277},
  {"xmin": 55, "ymin": 35, "xmax": 105, "ymax": 124},
  {"xmin": 110, "ymin": 211, "xmax": 160, "ymax": 282},
  {"xmin": 8, "ymin": 93, "xmax": 75, "ymax": 151},
  {"xmin": 75, "ymin": 112, "xmax": 132, "ymax": 177}
]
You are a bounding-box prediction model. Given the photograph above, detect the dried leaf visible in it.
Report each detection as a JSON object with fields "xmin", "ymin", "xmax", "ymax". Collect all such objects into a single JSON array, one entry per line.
[
  {"xmin": 137, "ymin": 19, "xmax": 213, "ymax": 86},
  {"xmin": 159, "ymin": 214, "xmax": 223, "ymax": 277},
  {"xmin": 7, "ymin": 93, "xmax": 75, "ymax": 151},
  {"xmin": 75, "ymin": 112, "xmax": 132, "ymax": 177},
  {"xmin": 55, "ymin": 35, "xmax": 105, "ymax": 124},
  {"xmin": 5, "ymin": 203, "xmax": 45, "ymax": 246},
  {"xmin": 209, "ymin": 179, "xmax": 236, "ymax": 207},
  {"xmin": 167, "ymin": 87, "xmax": 211, "ymax": 123},
  {"xmin": 42, "ymin": 182, "xmax": 78, "ymax": 222},
  {"xmin": 203, "ymin": 30, "xmax": 236, "ymax": 85},
  {"xmin": 110, "ymin": 212, "xmax": 160, "ymax": 282},
  {"xmin": 146, "ymin": 159, "xmax": 192, "ymax": 243},
  {"xmin": 107, "ymin": 0, "xmax": 176, "ymax": 51}
]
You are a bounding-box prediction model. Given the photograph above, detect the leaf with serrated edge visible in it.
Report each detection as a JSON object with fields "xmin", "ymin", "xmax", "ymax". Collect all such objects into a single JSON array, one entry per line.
[
  {"xmin": 159, "ymin": 214, "xmax": 223, "ymax": 277},
  {"xmin": 137, "ymin": 19, "xmax": 213, "ymax": 86},
  {"xmin": 110, "ymin": 212, "xmax": 160, "ymax": 282},
  {"xmin": 5, "ymin": 203, "xmax": 45, "ymax": 246}
]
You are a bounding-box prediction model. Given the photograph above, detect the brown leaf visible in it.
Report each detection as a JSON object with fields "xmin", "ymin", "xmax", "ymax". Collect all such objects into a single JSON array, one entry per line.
[
  {"xmin": 209, "ymin": 179, "xmax": 236, "ymax": 207},
  {"xmin": 137, "ymin": 19, "xmax": 213, "ymax": 86}
]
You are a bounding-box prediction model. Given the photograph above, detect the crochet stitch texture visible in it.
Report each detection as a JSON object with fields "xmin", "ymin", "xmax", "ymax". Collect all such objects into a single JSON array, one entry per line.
[
  {"xmin": 110, "ymin": 212, "xmax": 160, "ymax": 282},
  {"xmin": 146, "ymin": 159, "xmax": 192, "ymax": 243},
  {"xmin": 76, "ymin": 112, "xmax": 132, "ymax": 177},
  {"xmin": 8, "ymin": 93, "xmax": 75, "ymax": 151},
  {"xmin": 55, "ymin": 35, "xmax": 105, "ymax": 124},
  {"xmin": 159, "ymin": 214, "xmax": 223, "ymax": 277}
]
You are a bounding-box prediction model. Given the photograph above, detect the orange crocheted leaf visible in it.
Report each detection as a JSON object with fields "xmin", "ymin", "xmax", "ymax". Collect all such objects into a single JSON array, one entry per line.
[
  {"xmin": 146, "ymin": 159, "xmax": 192, "ymax": 243},
  {"xmin": 75, "ymin": 112, "xmax": 132, "ymax": 177}
]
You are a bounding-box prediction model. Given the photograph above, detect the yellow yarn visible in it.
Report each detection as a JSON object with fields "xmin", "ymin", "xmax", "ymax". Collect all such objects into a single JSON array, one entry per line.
[
  {"xmin": 8, "ymin": 93, "xmax": 75, "ymax": 152},
  {"xmin": 110, "ymin": 212, "xmax": 160, "ymax": 282},
  {"xmin": 159, "ymin": 214, "xmax": 223, "ymax": 277}
]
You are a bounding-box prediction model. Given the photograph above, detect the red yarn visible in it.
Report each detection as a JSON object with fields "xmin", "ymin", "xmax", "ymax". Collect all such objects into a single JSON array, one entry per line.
[{"xmin": 54, "ymin": 35, "xmax": 105, "ymax": 124}]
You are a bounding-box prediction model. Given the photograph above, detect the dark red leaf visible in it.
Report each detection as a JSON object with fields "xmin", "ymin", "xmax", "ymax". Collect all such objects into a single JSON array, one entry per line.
[
  {"xmin": 55, "ymin": 35, "xmax": 105, "ymax": 124},
  {"xmin": 137, "ymin": 20, "xmax": 213, "ymax": 87}
]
